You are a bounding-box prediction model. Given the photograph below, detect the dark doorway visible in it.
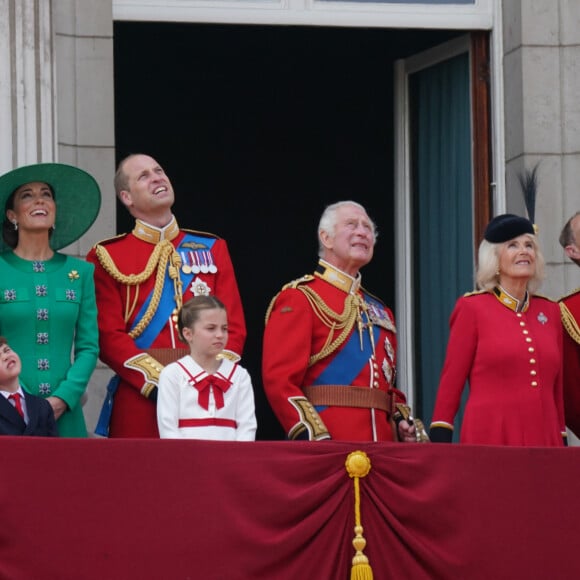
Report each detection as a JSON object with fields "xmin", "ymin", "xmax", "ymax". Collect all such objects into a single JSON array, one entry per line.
[{"xmin": 114, "ymin": 22, "xmax": 461, "ymax": 439}]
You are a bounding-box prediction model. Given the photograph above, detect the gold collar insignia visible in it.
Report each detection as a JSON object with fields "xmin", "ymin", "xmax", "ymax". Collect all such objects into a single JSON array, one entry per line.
[
  {"xmin": 133, "ymin": 216, "xmax": 179, "ymax": 244},
  {"xmin": 315, "ymin": 260, "xmax": 361, "ymax": 294},
  {"xmin": 492, "ymin": 286, "xmax": 529, "ymax": 313}
]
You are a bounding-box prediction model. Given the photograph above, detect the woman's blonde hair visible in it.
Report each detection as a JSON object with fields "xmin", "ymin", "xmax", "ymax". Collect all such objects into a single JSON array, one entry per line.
[{"xmin": 476, "ymin": 234, "xmax": 545, "ymax": 293}]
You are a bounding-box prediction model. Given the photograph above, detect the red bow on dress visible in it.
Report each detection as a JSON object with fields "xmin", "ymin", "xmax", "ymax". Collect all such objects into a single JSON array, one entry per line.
[{"xmin": 193, "ymin": 374, "xmax": 232, "ymax": 410}]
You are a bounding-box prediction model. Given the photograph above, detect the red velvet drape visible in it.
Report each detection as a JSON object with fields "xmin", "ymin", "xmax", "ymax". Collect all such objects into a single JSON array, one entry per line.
[{"xmin": 1, "ymin": 439, "xmax": 579, "ymax": 579}]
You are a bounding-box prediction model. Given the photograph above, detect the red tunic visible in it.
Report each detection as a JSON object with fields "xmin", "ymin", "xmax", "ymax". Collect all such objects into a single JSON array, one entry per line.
[
  {"xmin": 262, "ymin": 262, "xmax": 403, "ymax": 442},
  {"xmin": 430, "ymin": 291, "xmax": 565, "ymax": 446},
  {"xmin": 560, "ymin": 289, "xmax": 580, "ymax": 437},
  {"xmin": 86, "ymin": 220, "xmax": 246, "ymax": 437}
]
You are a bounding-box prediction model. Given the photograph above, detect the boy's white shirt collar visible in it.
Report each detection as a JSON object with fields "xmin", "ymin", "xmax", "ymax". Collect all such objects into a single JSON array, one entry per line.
[{"xmin": 0, "ymin": 385, "xmax": 25, "ymax": 399}]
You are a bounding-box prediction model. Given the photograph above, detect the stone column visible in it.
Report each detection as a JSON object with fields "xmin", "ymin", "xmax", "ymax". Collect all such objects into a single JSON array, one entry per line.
[
  {"xmin": 0, "ymin": 0, "xmax": 56, "ymax": 173},
  {"xmin": 52, "ymin": 0, "xmax": 116, "ymax": 434},
  {"xmin": 503, "ymin": 0, "xmax": 580, "ymax": 296}
]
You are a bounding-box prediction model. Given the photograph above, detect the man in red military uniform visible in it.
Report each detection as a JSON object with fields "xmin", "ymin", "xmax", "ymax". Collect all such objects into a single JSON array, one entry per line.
[
  {"xmin": 559, "ymin": 211, "xmax": 580, "ymax": 437},
  {"xmin": 262, "ymin": 200, "xmax": 421, "ymax": 442},
  {"xmin": 560, "ymin": 290, "xmax": 580, "ymax": 437},
  {"xmin": 87, "ymin": 154, "xmax": 246, "ymax": 437}
]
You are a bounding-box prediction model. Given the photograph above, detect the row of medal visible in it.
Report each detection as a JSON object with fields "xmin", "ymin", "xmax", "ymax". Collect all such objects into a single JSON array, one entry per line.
[
  {"xmin": 180, "ymin": 250, "xmax": 218, "ymax": 275},
  {"xmin": 365, "ymin": 301, "xmax": 396, "ymax": 332}
]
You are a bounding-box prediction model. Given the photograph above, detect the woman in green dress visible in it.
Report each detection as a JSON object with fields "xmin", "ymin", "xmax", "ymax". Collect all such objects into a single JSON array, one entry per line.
[{"xmin": 0, "ymin": 163, "xmax": 101, "ymax": 437}]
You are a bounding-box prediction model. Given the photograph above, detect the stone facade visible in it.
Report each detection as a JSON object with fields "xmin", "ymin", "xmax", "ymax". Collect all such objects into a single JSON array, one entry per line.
[{"xmin": 503, "ymin": 0, "xmax": 580, "ymax": 300}]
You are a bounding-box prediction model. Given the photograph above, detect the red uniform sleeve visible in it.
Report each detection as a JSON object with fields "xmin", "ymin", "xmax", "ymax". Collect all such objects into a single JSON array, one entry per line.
[
  {"xmin": 86, "ymin": 245, "xmax": 149, "ymax": 393},
  {"xmin": 552, "ymin": 303, "xmax": 566, "ymax": 439},
  {"xmin": 559, "ymin": 296, "xmax": 580, "ymax": 438},
  {"xmin": 262, "ymin": 288, "xmax": 315, "ymax": 435},
  {"xmin": 430, "ymin": 297, "xmax": 478, "ymax": 431},
  {"xmin": 562, "ymin": 327, "xmax": 580, "ymax": 437}
]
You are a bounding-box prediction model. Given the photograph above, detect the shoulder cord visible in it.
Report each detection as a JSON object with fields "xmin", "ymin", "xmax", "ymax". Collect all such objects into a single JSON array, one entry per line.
[
  {"xmin": 264, "ymin": 275, "xmax": 314, "ymax": 324},
  {"xmin": 95, "ymin": 240, "xmax": 183, "ymax": 339},
  {"xmin": 561, "ymin": 302, "xmax": 580, "ymax": 346},
  {"xmin": 296, "ymin": 286, "xmax": 361, "ymax": 367}
]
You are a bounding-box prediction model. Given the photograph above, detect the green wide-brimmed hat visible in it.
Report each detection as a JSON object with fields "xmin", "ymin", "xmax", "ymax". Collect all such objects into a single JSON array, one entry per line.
[{"xmin": 0, "ymin": 162, "xmax": 101, "ymax": 251}]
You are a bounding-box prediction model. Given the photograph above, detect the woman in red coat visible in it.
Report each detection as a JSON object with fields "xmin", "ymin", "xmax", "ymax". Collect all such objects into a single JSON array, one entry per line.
[{"xmin": 430, "ymin": 214, "xmax": 567, "ymax": 446}]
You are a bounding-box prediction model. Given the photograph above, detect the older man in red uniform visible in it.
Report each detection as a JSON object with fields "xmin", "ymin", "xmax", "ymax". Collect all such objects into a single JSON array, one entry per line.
[
  {"xmin": 262, "ymin": 201, "xmax": 419, "ymax": 442},
  {"xmin": 87, "ymin": 154, "xmax": 246, "ymax": 437}
]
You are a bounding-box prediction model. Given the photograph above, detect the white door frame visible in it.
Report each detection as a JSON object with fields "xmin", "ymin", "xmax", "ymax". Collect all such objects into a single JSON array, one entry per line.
[{"xmin": 113, "ymin": 0, "xmax": 494, "ymax": 29}]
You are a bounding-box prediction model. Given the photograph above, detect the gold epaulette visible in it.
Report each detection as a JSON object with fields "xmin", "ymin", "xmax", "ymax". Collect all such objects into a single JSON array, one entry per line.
[
  {"xmin": 283, "ymin": 274, "xmax": 315, "ymax": 290},
  {"xmin": 264, "ymin": 275, "xmax": 314, "ymax": 324},
  {"xmin": 462, "ymin": 289, "xmax": 486, "ymax": 297},
  {"xmin": 91, "ymin": 233, "xmax": 128, "ymax": 248},
  {"xmin": 94, "ymin": 238, "xmax": 174, "ymax": 286},
  {"xmin": 560, "ymin": 302, "xmax": 580, "ymax": 345},
  {"xmin": 559, "ymin": 287, "xmax": 580, "ymax": 302},
  {"xmin": 181, "ymin": 228, "xmax": 220, "ymax": 239},
  {"xmin": 216, "ymin": 350, "xmax": 241, "ymax": 363}
]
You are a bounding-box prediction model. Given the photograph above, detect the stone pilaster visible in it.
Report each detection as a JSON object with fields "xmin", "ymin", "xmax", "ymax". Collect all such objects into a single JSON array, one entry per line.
[{"xmin": 0, "ymin": 0, "xmax": 56, "ymax": 174}]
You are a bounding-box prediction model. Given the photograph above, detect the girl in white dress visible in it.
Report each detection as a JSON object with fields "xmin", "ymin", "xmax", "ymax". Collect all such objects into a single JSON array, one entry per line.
[{"xmin": 157, "ymin": 296, "xmax": 256, "ymax": 440}]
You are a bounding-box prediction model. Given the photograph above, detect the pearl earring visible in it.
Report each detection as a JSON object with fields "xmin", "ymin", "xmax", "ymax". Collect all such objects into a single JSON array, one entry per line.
[{"xmin": 12, "ymin": 220, "xmax": 18, "ymax": 231}]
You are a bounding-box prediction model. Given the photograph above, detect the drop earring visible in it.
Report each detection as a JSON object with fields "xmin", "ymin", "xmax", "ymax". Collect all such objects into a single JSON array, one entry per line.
[{"xmin": 12, "ymin": 220, "xmax": 18, "ymax": 231}]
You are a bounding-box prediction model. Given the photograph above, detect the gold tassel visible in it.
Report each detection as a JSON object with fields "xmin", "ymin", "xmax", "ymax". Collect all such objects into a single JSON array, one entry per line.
[{"xmin": 345, "ymin": 451, "xmax": 373, "ymax": 580}]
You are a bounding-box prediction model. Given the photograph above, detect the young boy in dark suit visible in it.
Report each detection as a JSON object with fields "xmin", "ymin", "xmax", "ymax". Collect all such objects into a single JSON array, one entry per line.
[{"xmin": 0, "ymin": 337, "xmax": 58, "ymax": 436}]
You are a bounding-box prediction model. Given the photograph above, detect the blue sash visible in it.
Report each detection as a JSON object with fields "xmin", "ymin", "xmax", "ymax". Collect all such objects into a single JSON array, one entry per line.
[
  {"xmin": 311, "ymin": 293, "xmax": 381, "ymax": 411},
  {"xmin": 134, "ymin": 234, "xmax": 216, "ymax": 348},
  {"xmin": 94, "ymin": 233, "xmax": 216, "ymax": 436}
]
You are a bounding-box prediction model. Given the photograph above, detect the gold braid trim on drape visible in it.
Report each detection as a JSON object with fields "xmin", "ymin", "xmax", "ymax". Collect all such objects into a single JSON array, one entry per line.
[
  {"xmin": 560, "ymin": 302, "xmax": 580, "ymax": 346},
  {"xmin": 95, "ymin": 240, "xmax": 183, "ymax": 339},
  {"xmin": 345, "ymin": 451, "xmax": 373, "ymax": 580}
]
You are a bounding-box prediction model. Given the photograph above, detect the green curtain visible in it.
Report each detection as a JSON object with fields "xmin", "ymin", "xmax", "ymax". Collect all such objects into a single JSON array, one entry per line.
[{"xmin": 410, "ymin": 52, "xmax": 473, "ymax": 433}]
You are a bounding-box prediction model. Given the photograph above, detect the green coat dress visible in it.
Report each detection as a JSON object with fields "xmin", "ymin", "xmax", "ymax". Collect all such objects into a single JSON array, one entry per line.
[{"xmin": 0, "ymin": 251, "xmax": 99, "ymax": 437}]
